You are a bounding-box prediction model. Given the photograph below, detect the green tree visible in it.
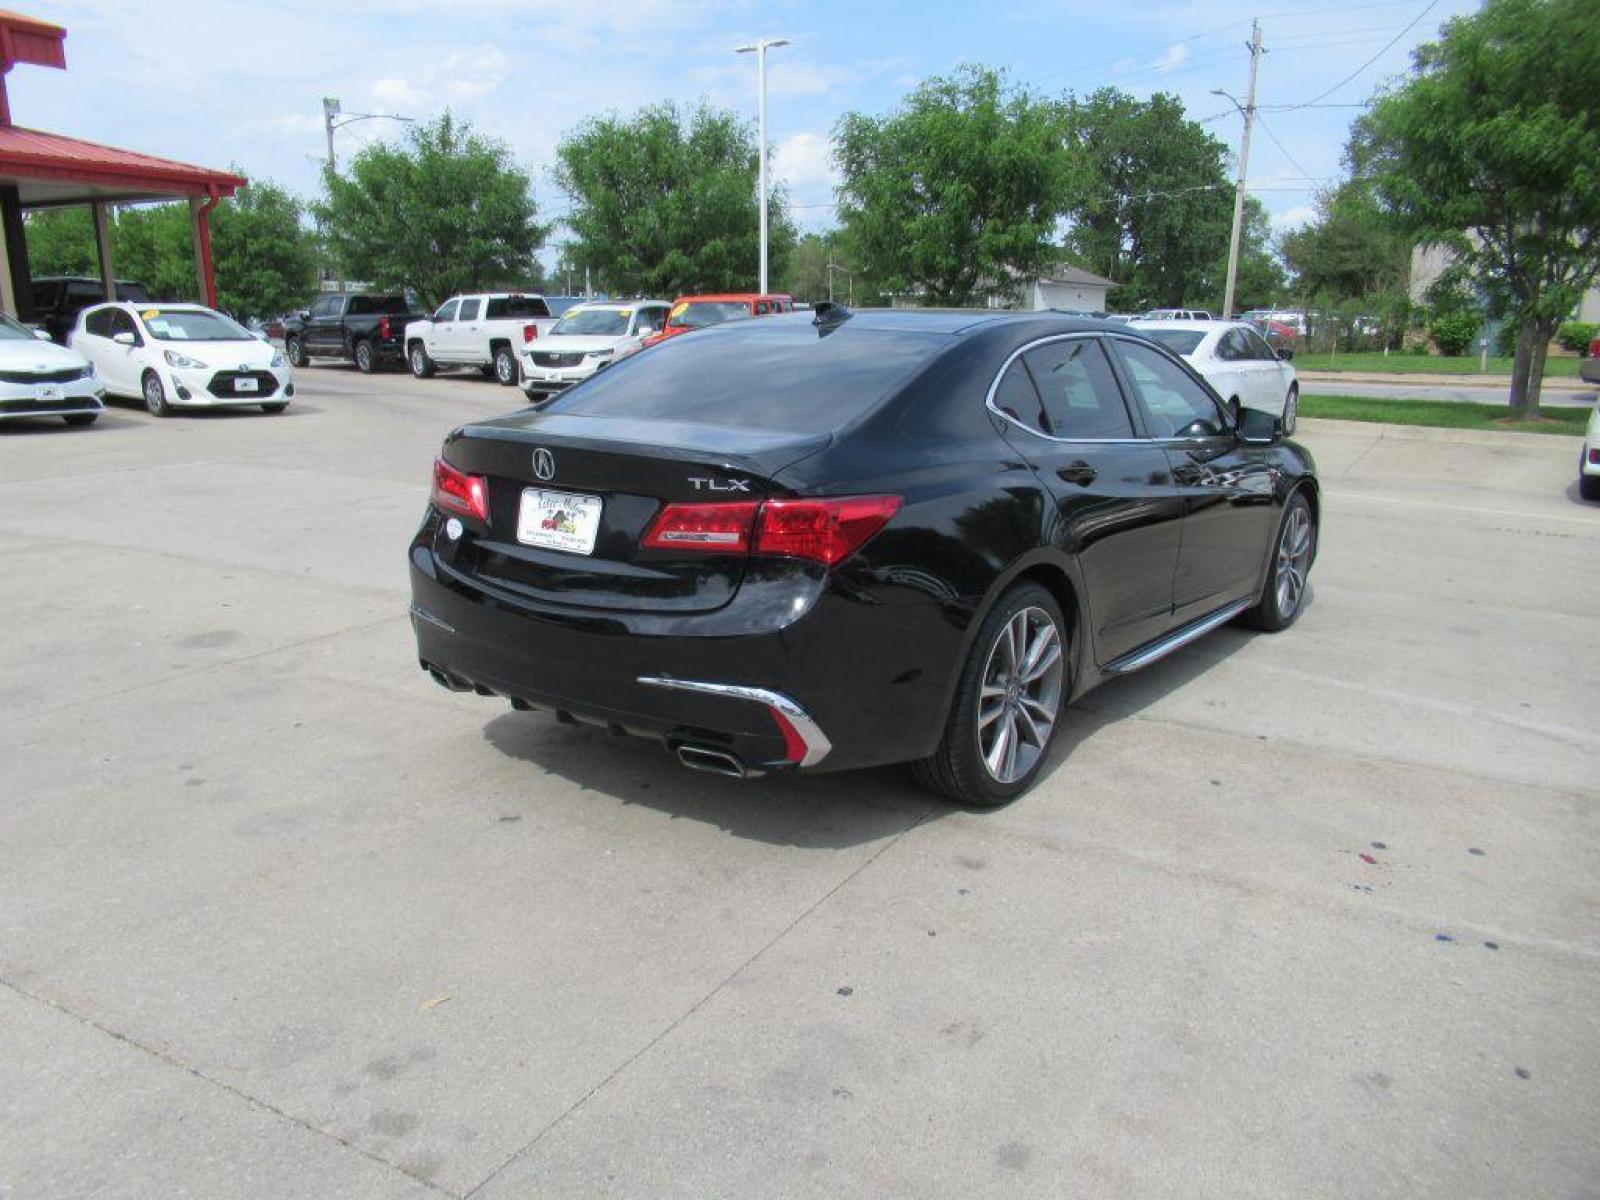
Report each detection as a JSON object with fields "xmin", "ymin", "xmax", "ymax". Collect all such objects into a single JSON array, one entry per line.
[
  {"xmin": 781, "ymin": 232, "xmax": 836, "ymax": 303},
  {"xmin": 555, "ymin": 100, "xmax": 793, "ymax": 297},
  {"xmin": 834, "ymin": 66, "xmax": 1083, "ymax": 306},
  {"xmin": 114, "ymin": 204, "xmax": 195, "ymax": 301},
  {"xmin": 1063, "ymin": 88, "xmax": 1232, "ymax": 310},
  {"xmin": 1361, "ymin": 0, "xmax": 1600, "ymax": 416},
  {"xmin": 23, "ymin": 208, "xmax": 97, "ymax": 275},
  {"xmin": 212, "ymin": 180, "xmax": 319, "ymax": 320},
  {"xmin": 1280, "ymin": 178, "xmax": 1409, "ymax": 302},
  {"xmin": 316, "ymin": 113, "xmax": 546, "ymax": 308}
]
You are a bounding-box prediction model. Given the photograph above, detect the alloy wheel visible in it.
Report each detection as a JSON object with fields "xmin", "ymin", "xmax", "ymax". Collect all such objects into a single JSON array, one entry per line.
[
  {"xmin": 496, "ymin": 350, "xmax": 516, "ymax": 384},
  {"xmin": 1275, "ymin": 504, "xmax": 1313, "ymax": 617},
  {"xmin": 1284, "ymin": 387, "xmax": 1298, "ymax": 434},
  {"xmin": 143, "ymin": 375, "xmax": 167, "ymax": 416},
  {"xmin": 976, "ymin": 605, "xmax": 1064, "ymax": 784}
]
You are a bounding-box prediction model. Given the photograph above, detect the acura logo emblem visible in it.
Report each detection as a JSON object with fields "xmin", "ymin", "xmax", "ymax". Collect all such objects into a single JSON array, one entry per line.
[{"xmin": 532, "ymin": 448, "xmax": 556, "ymax": 481}]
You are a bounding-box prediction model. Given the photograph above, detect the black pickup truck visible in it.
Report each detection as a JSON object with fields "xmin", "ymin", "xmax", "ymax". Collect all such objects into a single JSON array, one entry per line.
[{"xmin": 283, "ymin": 293, "xmax": 419, "ymax": 373}]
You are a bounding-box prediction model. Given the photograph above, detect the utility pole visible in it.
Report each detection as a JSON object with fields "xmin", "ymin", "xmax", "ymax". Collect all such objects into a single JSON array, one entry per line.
[
  {"xmin": 736, "ymin": 38, "xmax": 790, "ymax": 295},
  {"xmin": 1218, "ymin": 19, "xmax": 1262, "ymax": 320}
]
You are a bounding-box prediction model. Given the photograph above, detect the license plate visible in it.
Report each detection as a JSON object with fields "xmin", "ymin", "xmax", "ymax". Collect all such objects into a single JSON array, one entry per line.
[
  {"xmin": 517, "ymin": 489, "xmax": 602, "ymax": 555},
  {"xmin": 234, "ymin": 377, "xmax": 260, "ymax": 393},
  {"xmin": 542, "ymin": 371, "xmax": 563, "ymax": 381},
  {"xmin": 37, "ymin": 385, "xmax": 61, "ymax": 401}
]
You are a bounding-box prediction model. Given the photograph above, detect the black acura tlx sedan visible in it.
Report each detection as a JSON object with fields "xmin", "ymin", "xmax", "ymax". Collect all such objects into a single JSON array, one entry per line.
[{"xmin": 409, "ymin": 308, "xmax": 1318, "ymax": 805}]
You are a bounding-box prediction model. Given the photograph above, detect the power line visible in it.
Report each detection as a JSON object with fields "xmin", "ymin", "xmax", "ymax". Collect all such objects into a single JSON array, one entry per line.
[
  {"xmin": 1254, "ymin": 114, "xmax": 1322, "ymax": 184},
  {"xmin": 1270, "ymin": 0, "xmax": 1440, "ymax": 111},
  {"xmin": 1032, "ymin": 17, "xmax": 1251, "ymax": 85}
]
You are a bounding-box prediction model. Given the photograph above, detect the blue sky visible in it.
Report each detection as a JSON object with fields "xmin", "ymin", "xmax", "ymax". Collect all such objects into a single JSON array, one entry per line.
[{"xmin": 15, "ymin": 0, "xmax": 1480, "ymax": 263}]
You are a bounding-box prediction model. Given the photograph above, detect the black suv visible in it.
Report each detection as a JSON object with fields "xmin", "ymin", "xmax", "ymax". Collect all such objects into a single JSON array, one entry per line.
[{"xmin": 32, "ymin": 276, "xmax": 153, "ymax": 345}]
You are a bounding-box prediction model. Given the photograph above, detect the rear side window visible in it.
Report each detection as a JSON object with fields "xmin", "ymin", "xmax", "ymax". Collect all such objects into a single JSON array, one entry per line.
[
  {"xmin": 310, "ymin": 296, "xmax": 339, "ymax": 319},
  {"xmin": 457, "ymin": 298, "xmax": 481, "ymax": 321},
  {"xmin": 991, "ymin": 361, "xmax": 1049, "ymax": 433},
  {"xmin": 486, "ymin": 296, "xmax": 551, "ymax": 319},
  {"xmin": 1020, "ymin": 339, "xmax": 1134, "ymax": 439}
]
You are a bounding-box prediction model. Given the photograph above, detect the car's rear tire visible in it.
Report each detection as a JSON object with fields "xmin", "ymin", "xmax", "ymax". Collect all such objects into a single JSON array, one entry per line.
[
  {"xmin": 286, "ymin": 336, "xmax": 306, "ymax": 368},
  {"xmin": 353, "ymin": 339, "xmax": 376, "ymax": 373},
  {"xmin": 914, "ymin": 580, "xmax": 1069, "ymax": 807},
  {"xmin": 63, "ymin": 413, "xmax": 97, "ymax": 426},
  {"xmin": 1241, "ymin": 490, "xmax": 1315, "ymax": 631},
  {"xmin": 409, "ymin": 342, "xmax": 434, "ymax": 378},
  {"xmin": 493, "ymin": 345, "xmax": 519, "ymax": 386},
  {"xmin": 142, "ymin": 371, "xmax": 172, "ymax": 417},
  {"xmin": 260, "ymin": 402, "xmax": 288, "ymax": 415},
  {"xmin": 1283, "ymin": 384, "xmax": 1299, "ymax": 435}
]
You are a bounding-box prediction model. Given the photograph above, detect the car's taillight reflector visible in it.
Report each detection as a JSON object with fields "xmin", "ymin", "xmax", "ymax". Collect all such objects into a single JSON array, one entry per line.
[
  {"xmin": 1590, "ymin": 448, "xmax": 1600, "ymax": 466},
  {"xmin": 756, "ymin": 496, "xmax": 901, "ymax": 566},
  {"xmin": 379, "ymin": 317, "xmax": 392, "ymax": 339},
  {"xmin": 523, "ymin": 323, "xmax": 539, "ymax": 343},
  {"xmin": 640, "ymin": 495, "xmax": 900, "ymax": 565},
  {"xmin": 641, "ymin": 501, "xmax": 759, "ymax": 553},
  {"xmin": 431, "ymin": 458, "xmax": 489, "ymax": 522}
]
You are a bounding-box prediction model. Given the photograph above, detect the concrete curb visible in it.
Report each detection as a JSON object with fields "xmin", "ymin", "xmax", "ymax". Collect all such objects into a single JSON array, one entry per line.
[{"xmin": 1300, "ymin": 370, "xmax": 1591, "ymax": 391}]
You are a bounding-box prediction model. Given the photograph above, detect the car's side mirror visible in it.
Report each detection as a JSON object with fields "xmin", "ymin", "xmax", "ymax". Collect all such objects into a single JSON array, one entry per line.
[
  {"xmin": 1238, "ymin": 406, "xmax": 1282, "ymax": 445},
  {"xmin": 1277, "ymin": 346, "xmax": 1295, "ymax": 361},
  {"xmin": 112, "ymin": 331, "xmax": 137, "ymax": 347},
  {"xmin": 33, "ymin": 328, "xmax": 52, "ymax": 341}
]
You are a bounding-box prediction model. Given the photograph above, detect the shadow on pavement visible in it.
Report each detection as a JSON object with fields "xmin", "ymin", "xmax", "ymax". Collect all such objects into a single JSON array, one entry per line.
[{"xmin": 481, "ymin": 709, "xmax": 941, "ymax": 850}]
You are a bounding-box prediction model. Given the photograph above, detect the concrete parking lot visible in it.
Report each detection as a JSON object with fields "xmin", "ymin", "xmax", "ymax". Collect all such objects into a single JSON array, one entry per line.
[{"xmin": 2, "ymin": 367, "xmax": 1597, "ymax": 1199}]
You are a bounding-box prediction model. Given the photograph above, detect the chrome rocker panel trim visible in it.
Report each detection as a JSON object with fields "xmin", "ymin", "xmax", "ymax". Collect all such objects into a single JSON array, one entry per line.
[
  {"xmin": 636, "ymin": 676, "xmax": 834, "ymax": 768},
  {"xmin": 1102, "ymin": 598, "xmax": 1252, "ymax": 675}
]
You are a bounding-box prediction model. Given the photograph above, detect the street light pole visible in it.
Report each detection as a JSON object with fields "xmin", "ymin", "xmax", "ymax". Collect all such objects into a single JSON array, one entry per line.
[
  {"xmin": 735, "ymin": 37, "xmax": 789, "ymax": 294},
  {"xmin": 321, "ymin": 98, "xmax": 414, "ymax": 292},
  {"xmin": 1215, "ymin": 19, "xmax": 1263, "ymax": 320}
]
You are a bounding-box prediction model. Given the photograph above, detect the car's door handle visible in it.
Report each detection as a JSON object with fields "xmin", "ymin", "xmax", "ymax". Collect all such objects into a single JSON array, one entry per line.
[{"xmin": 1057, "ymin": 462, "xmax": 1097, "ymax": 487}]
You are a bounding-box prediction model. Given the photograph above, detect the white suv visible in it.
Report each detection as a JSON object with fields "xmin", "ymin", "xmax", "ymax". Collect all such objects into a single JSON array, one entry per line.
[
  {"xmin": 522, "ymin": 301, "xmax": 671, "ymax": 398},
  {"xmin": 405, "ymin": 293, "xmax": 562, "ymax": 386}
]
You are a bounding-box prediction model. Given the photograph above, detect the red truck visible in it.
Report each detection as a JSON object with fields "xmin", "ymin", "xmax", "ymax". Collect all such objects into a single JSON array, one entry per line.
[{"xmin": 640, "ymin": 293, "xmax": 796, "ymax": 349}]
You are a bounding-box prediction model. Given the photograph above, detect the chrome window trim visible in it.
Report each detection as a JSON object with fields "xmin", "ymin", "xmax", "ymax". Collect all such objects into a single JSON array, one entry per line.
[{"xmin": 983, "ymin": 332, "xmax": 1151, "ymax": 445}]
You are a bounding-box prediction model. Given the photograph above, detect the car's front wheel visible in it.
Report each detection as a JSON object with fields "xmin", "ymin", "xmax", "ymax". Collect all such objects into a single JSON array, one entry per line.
[
  {"xmin": 142, "ymin": 371, "xmax": 172, "ymax": 417},
  {"xmin": 493, "ymin": 345, "xmax": 519, "ymax": 386},
  {"xmin": 286, "ymin": 336, "xmax": 306, "ymax": 368},
  {"xmin": 915, "ymin": 581, "xmax": 1069, "ymax": 807},
  {"xmin": 1242, "ymin": 490, "xmax": 1315, "ymax": 631}
]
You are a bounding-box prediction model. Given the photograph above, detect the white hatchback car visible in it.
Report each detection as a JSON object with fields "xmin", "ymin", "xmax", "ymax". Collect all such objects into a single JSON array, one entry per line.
[
  {"xmin": 1130, "ymin": 319, "xmax": 1300, "ymax": 433},
  {"xmin": 71, "ymin": 302, "xmax": 292, "ymax": 417},
  {"xmin": 0, "ymin": 312, "xmax": 105, "ymax": 427},
  {"xmin": 521, "ymin": 300, "xmax": 671, "ymax": 398}
]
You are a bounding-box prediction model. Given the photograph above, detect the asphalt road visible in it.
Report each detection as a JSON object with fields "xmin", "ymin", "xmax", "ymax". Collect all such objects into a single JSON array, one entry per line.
[{"xmin": 3, "ymin": 365, "xmax": 1598, "ymax": 1199}]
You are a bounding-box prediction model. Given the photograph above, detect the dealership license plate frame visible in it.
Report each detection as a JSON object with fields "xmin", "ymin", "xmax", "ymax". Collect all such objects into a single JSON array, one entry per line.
[
  {"xmin": 517, "ymin": 488, "xmax": 603, "ymax": 555},
  {"xmin": 234, "ymin": 377, "xmax": 260, "ymax": 393}
]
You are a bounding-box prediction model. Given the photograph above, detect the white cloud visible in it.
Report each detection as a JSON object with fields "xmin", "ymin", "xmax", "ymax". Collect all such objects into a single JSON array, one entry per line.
[
  {"xmin": 370, "ymin": 78, "xmax": 419, "ymax": 108},
  {"xmin": 1151, "ymin": 43, "xmax": 1190, "ymax": 73},
  {"xmin": 1270, "ymin": 204, "xmax": 1317, "ymax": 230},
  {"xmin": 773, "ymin": 131, "xmax": 837, "ymax": 195}
]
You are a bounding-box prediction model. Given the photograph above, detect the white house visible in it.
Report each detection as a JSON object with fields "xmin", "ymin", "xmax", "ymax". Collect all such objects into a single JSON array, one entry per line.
[
  {"xmin": 1411, "ymin": 243, "xmax": 1600, "ymax": 322},
  {"xmin": 1017, "ymin": 265, "xmax": 1119, "ymax": 313}
]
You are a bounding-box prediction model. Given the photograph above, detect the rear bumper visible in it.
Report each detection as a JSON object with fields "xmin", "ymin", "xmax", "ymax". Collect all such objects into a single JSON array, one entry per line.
[{"xmin": 408, "ymin": 521, "xmax": 964, "ymax": 774}]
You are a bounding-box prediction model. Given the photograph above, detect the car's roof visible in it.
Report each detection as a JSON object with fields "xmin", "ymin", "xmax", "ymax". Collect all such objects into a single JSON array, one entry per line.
[
  {"xmin": 568, "ymin": 299, "xmax": 668, "ymax": 311},
  {"xmin": 1129, "ymin": 318, "xmax": 1247, "ymax": 334},
  {"xmin": 672, "ymin": 293, "xmax": 792, "ymax": 303}
]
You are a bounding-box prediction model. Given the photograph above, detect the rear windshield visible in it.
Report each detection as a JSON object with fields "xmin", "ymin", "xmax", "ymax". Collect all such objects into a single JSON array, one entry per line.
[
  {"xmin": 551, "ymin": 308, "xmax": 632, "ymax": 336},
  {"xmin": 486, "ymin": 296, "xmax": 551, "ymax": 319},
  {"xmin": 667, "ymin": 301, "xmax": 750, "ymax": 330},
  {"xmin": 545, "ymin": 323, "xmax": 946, "ymax": 433},
  {"xmin": 1139, "ymin": 329, "xmax": 1206, "ymax": 355},
  {"xmin": 348, "ymin": 295, "xmax": 412, "ymax": 316}
]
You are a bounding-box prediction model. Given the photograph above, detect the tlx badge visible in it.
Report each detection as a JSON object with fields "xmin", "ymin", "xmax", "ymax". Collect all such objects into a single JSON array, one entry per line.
[{"xmin": 688, "ymin": 477, "xmax": 751, "ymax": 492}]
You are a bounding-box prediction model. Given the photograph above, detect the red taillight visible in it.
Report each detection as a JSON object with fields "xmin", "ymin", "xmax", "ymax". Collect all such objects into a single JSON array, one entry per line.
[
  {"xmin": 756, "ymin": 496, "xmax": 901, "ymax": 566},
  {"xmin": 523, "ymin": 323, "xmax": 539, "ymax": 343},
  {"xmin": 641, "ymin": 501, "xmax": 759, "ymax": 553},
  {"xmin": 431, "ymin": 458, "xmax": 489, "ymax": 522},
  {"xmin": 379, "ymin": 316, "xmax": 392, "ymax": 339},
  {"xmin": 640, "ymin": 495, "xmax": 900, "ymax": 565}
]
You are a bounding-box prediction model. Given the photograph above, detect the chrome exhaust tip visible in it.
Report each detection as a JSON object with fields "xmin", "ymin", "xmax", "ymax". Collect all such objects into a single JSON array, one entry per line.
[{"xmin": 675, "ymin": 744, "xmax": 748, "ymax": 779}]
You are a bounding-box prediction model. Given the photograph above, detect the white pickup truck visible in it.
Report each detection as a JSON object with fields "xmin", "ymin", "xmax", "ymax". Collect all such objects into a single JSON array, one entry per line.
[{"xmin": 404, "ymin": 293, "xmax": 566, "ymax": 386}]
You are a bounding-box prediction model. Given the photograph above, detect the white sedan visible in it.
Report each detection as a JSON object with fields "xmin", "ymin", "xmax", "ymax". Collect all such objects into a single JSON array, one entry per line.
[
  {"xmin": 0, "ymin": 312, "xmax": 104, "ymax": 427},
  {"xmin": 1130, "ymin": 319, "xmax": 1300, "ymax": 433},
  {"xmin": 1580, "ymin": 398, "xmax": 1599, "ymax": 502},
  {"xmin": 70, "ymin": 302, "xmax": 293, "ymax": 417}
]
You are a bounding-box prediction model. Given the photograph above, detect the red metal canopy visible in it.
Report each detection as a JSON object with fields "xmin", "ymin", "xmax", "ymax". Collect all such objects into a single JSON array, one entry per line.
[{"xmin": 0, "ymin": 125, "xmax": 246, "ymax": 202}]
